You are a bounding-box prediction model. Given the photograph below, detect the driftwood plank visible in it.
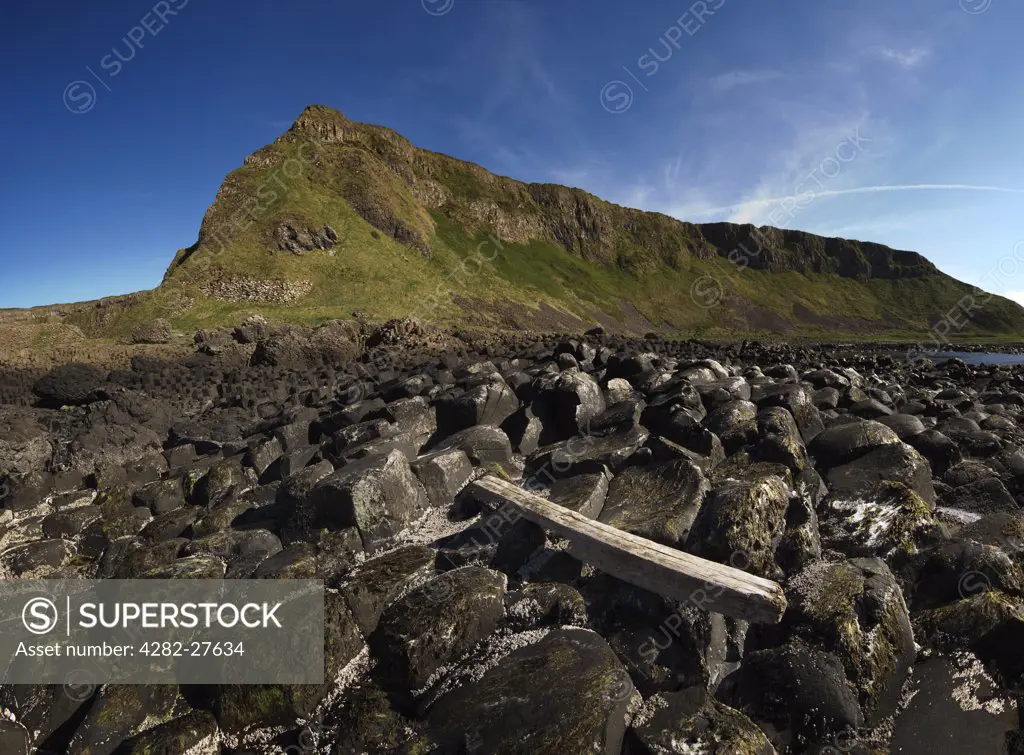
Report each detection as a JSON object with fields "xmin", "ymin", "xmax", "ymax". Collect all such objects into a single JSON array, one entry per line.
[{"xmin": 469, "ymin": 475, "xmax": 787, "ymax": 624}]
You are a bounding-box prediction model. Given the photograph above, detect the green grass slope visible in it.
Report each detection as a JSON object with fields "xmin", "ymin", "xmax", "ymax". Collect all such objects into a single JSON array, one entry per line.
[{"xmin": 88, "ymin": 104, "xmax": 1024, "ymax": 341}]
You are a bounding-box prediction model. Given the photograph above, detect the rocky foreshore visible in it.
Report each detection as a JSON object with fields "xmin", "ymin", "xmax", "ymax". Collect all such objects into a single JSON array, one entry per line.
[{"xmin": 1, "ymin": 324, "xmax": 1023, "ymax": 754}]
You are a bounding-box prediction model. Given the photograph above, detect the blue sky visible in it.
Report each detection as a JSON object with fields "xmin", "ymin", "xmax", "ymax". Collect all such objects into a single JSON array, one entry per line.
[{"xmin": 2, "ymin": 0, "xmax": 1024, "ymax": 308}]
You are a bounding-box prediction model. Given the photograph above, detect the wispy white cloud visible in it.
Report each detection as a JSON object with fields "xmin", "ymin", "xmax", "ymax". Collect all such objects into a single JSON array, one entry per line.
[
  {"xmin": 626, "ymin": 108, "xmax": 881, "ymax": 228},
  {"xmin": 546, "ymin": 160, "xmax": 612, "ymax": 189},
  {"xmin": 815, "ymin": 207, "xmax": 943, "ymax": 241},
  {"xmin": 585, "ymin": 7, "xmax": 986, "ymax": 253},
  {"xmin": 406, "ymin": 0, "xmax": 577, "ymax": 162},
  {"xmin": 685, "ymin": 184, "xmax": 1024, "ymax": 219},
  {"xmin": 712, "ymin": 112, "xmax": 878, "ymax": 225},
  {"xmin": 708, "ymin": 69, "xmax": 784, "ymax": 93},
  {"xmin": 878, "ymin": 46, "xmax": 931, "ymax": 69}
]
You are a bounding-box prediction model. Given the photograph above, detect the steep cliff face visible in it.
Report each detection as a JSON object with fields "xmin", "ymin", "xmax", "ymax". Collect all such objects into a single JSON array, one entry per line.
[
  {"xmin": 154, "ymin": 104, "xmax": 1024, "ymax": 339},
  {"xmin": 232, "ymin": 105, "xmax": 935, "ymax": 283},
  {"xmin": 695, "ymin": 223, "xmax": 937, "ymax": 280}
]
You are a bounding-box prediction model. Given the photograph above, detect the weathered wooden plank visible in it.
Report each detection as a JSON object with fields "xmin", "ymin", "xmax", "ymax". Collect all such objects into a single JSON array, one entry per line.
[{"xmin": 468, "ymin": 475, "xmax": 787, "ymax": 624}]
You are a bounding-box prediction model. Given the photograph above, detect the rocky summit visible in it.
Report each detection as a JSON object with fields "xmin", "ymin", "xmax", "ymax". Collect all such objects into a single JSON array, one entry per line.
[{"xmin": 2, "ymin": 326, "xmax": 1024, "ymax": 753}]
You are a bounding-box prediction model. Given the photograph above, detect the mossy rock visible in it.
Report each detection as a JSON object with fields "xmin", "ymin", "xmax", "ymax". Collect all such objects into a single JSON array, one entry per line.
[
  {"xmin": 599, "ymin": 459, "xmax": 709, "ymax": 548},
  {"xmin": 548, "ymin": 469, "xmax": 611, "ymax": 519},
  {"xmin": 532, "ymin": 426, "xmax": 648, "ymax": 478},
  {"xmin": 825, "ymin": 442, "xmax": 936, "ymax": 505},
  {"xmin": 754, "ymin": 431, "xmax": 808, "ymax": 473},
  {"xmin": 505, "ymin": 582, "xmax": 588, "ymax": 630},
  {"xmin": 139, "ymin": 506, "xmax": 199, "ymax": 543},
  {"xmin": 687, "ymin": 471, "xmax": 791, "ymax": 578},
  {"xmin": 84, "ymin": 504, "xmax": 152, "ymax": 544},
  {"xmin": 100, "ymin": 537, "xmax": 186, "ymax": 578},
  {"xmin": 212, "ymin": 591, "xmax": 364, "ymax": 733},
  {"xmin": 916, "ymin": 591, "xmax": 1024, "ymax": 685},
  {"xmin": 314, "ymin": 526, "xmax": 364, "ymax": 584},
  {"xmin": 191, "ymin": 459, "xmax": 248, "ymax": 507},
  {"xmin": 808, "ymin": 421, "xmax": 901, "ymax": 468},
  {"xmin": 916, "ymin": 590, "xmax": 1023, "ymax": 645},
  {"xmin": 960, "ymin": 512, "xmax": 1024, "ymax": 565},
  {"xmin": 115, "ymin": 710, "xmax": 218, "ymax": 754},
  {"xmin": 643, "ymin": 435, "xmax": 715, "ymax": 469},
  {"xmin": 606, "ymin": 619, "xmax": 710, "ymax": 697},
  {"xmin": 132, "ymin": 478, "xmax": 186, "ymax": 515},
  {"xmin": 709, "ymin": 451, "xmax": 793, "ymax": 489},
  {"xmin": 370, "ymin": 566, "xmax": 506, "ymax": 699},
  {"xmin": 339, "ymin": 544, "xmax": 436, "ymax": 634},
  {"xmin": 426, "ymin": 628, "xmax": 630, "ymax": 754},
  {"xmin": 328, "ymin": 679, "xmax": 429, "ymax": 753},
  {"xmin": 775, "ymin": 491, "xmax": 822, "ymax": 573},
  {"xmin": 909, "ymin": 539, "xmax": 1024, "ymax": 611},
  {"xmin": 625, "ymin": 687, "xmax": 775, "ymax": 755},
  {"xmin": 190, "ymin": 493, "xmax": 259, "ymax": 537},
  {"xmin": 140, "ymin": 553, "xmax": 226, "ymax": 579},
  {"xmin": 579, "ymin": 572, "xmax": 678, "ymax": 634},
  {"xmin": 181, "ymin": 528, "xmax": 281, "ymax": 563},
  {"xmin": 755, "ymin": 384, "xmax": 824, "ymax": 443},
  {"xmin": 252, "ymin": 542, "xmax": 317, "ymax": 579},
  {"xmin": 732, "ymin": 640, "xmax": 860, "ymax": 751},
  {"xmin": 94, "ymin": 483, "xmax": 137, "ymax": 515},
  {"xmin": 820, "ymin": 481, "xmax": 945, "ymax": 564},
  {"xmin": 756, "ymin": 406, "xmax": 803, "ymax": 445},
  {"xmin": 301, "ymin": 449, "xmax": 429, "ymax": 548},
  {"xmin": 782, "ymin": 558, "xmax": 915, "ymax": 725},
  {"xmin": 66, "ymin": 684, "xmax": 179, "ymax": 755},
  {"xmin": 705, "ymin": 399, "xmax": 758, "ymax": 453},
  {"xmin": 181, "ymin": 530, "xmax": 236, "ymax": 559},
  {"xmin": 180, "ymin": 464, "xmax": 214, "ymax": 504}
]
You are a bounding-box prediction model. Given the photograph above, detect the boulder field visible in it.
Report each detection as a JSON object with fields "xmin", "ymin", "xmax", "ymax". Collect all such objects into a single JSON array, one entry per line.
[{"xmin": 0, "ymin": 328, "xmax": 1022, "ymax": 753}]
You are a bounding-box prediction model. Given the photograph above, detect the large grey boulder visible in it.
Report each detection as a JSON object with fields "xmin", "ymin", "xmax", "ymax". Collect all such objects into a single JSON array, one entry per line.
[
  {"xmin": 826, "ymin": 442, "xmax": 936, "ymax": 504},
  {"xmin": 370, "ymin": 566, "xmax": 506, "ymax": 698},
  {"xmin": 687, "ymin": 469, "xmax": 791, "ymax": 578},
  {"xmin": 733, "ymin": 641, "xmax": 861, "ymax": 750},
  {"xmin": 429, "ymin": 425, "xmax": 516, "ymax": 477},
  {"xmin": 339, "ymin": 545, "xmax": 436, "ymax": 634},
  {"xmin": 780, "ymin": 557, "xmax": 916, "ymax": 726},
  {"xmin": 624, "ymin": 687, "xmax": 775, "ymax": 755},
  {"xmin": 212, "ymin": 591, "xmax": 364, "ymax": 732},
  {"xmin": 435, "ymin": 379, "xmax": 519, "ymax": 436},
  {"xmin": 299, "ymin": 450, "xmax": 429, "ymax": 548},
  {"xmin": 427, "ymin": 628, "xmax": 631, "ymax": 755},
  {"xmin": 599, "ymin": 460, "xmax": 709, "ymax": 548},
  {"xmin": 411, "ymin": 447, "xmax": 474, "ymax": 508},
  {"xmin": 809, "ymin": 420, "xmax": 901, "ymax": 468},
  {"xmin": 536, "ymin": 370, "xmax": 607, "ymax": 441}
]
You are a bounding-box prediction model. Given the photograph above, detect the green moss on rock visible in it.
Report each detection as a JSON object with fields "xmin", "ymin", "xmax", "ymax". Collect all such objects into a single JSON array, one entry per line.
[
  {"xmin": 599, "ymin": 460, "xmax": 709, "ymax": 548},
  {"xmin": 688, "ymin": 472, "xmax": 791, "ymax": 578},
  {"xmin": 783, "ymin": 558, "xmax": 915, "ymax": 725},
  {"xmin": 625, "ymin": 687, "xmax": 776, "ymax": 754},
  {"xmin": 821, "ymin": 481, "xmax": 944, "ymax": 564},
  {"xmin": 212, "ymin": 591, "xmax": 364, "ymax": 733},
  {"xmin": 917, "ymin": 590, "xmax": 1024, "ymax": 646},
  {"xmin": 427, "ymin": 628, "xmax": 631, "ymax": 754}
]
